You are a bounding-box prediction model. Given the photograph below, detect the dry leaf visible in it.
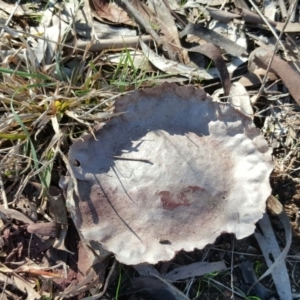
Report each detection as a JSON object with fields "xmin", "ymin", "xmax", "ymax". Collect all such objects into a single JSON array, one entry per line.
[
  {"xmin": 180, "ymin": 23, "xmax": 248, "ymax": 57},
  {"xmin": 163, "ymin": 261, "xmax": 226, "ymax": 281},
  {"xmin": 0, "ymin": 206, "xmax": 34, "ymax": 224},
  {"xmin": 187, "ymin": 43, "xmax": 231, "ymax": 96},
  {"xmin": 213, "ymin": 82, "xmax": 253, "ymax": 116},
  {"xmin": 90, "ymin": 0, "xmax": 135, "ymax": 26},
  {"xmin": 276, "ymin": 22, "xmax": 300, "ymax": 32},
  {"xmin": 252, "ymin": 47, "xmax": 300, "ymax": 105},
  {"xmin": 0, "ymin": 269, "xmax": 41, "ymax": 299},
  {"xmin": 254, "ymin": 205, "xmax": 292, "ymax": 300},
  {"xmin": 27, "ymin": 222, "xmax": 60, "ymax": 238},
  {"xmin": 238, "ymin": 72, "xmax": 262, "ymax": 87},
  {"xmin": 58, "ymin": 242, "xmax": 108, "ymax": 298},
  {"xmin": 148, "ymin": 0, "xmax": 187, "ymax": 63},
  {"xmin": 206, "ymin": 7, "xmax": 241, "ymax": 23},
  {"xmin": 237, "ymin": 7, "xmax": 277, "ymax": 26},
  {"xmin": 228, "ymin": 81, "xmax": 253, "ymax": 116},
  {"xmin": 140, "ymin": 39, "xmax": 216, "ymax": 80},
  {"xmin": 239, "ymin": 260, "xmax": 272, "ymax": 299},
  {"xmin": 263, "ymin": 0, "xmax": 277, "ymax": 21}
]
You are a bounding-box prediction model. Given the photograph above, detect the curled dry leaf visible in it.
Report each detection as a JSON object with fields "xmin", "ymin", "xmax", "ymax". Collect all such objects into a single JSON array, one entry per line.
[
  {"xmin": 206, "ymin": 7, "xmax": 241, "ymax": 23},
  {"xmin": 65, "ymin": 83, "xmax": 273, "ymax": 265},
  {"xmin": 163, "ymin": 261, "xmax": 226, "ymax": 282},
  {"xmin": 147, "ymin": 0, "xmax": 188, "ymax": 63},
  {"xmin": 58, "ymin": 241, "xmax": 108, "ymax": 298},
  {"xmin": 27, "ymin": 222, "xmax": 60, "ymax": 238},
  {"xmin": 263, "ymin": 0, "xmax": 277, "ymax": 21},
  {"xmin": 0, "ymin": 266, "xmax": 41, "ymax": 299},
  {"xmin": 90, "ymin": 0, "xmax": 135, "ymax": 26},
  {"xmin": 140, "ymin": 39, "xmax": 216, "ymax": 80},
  {"xmin": 254, "ymin": 210, "xmax": 292, "ymax": 300},
  {"xmin": 237, "ymin": 7, "xmax": 277, "ymax": 26},
  {"xmin": 187, "ymin": 43, "xmax": 231, "ymax": 96},
  {"xmin": 238, "ymin": 72, "xmax": 262, "ymax": 87},
  {"xmin": 213, "ymin": 82, "xmax": 253, "ymax": 117},
  {"xmin": 0, "ymin": 206, "xmax": 34, "ymax": 224},
  {"xmin": 180, "ymin": 23, "xmax": 248, "ymax": 57},
  {"xmin": 252, "ymin": 47, "xmax": 300, "ymax": 105},
  {"xmin": 209, "ymin": 21, "xmax": 248, "ymax": 50},
  {"xmin": 239, "ymin": 260, "xmax": 272, "ymax": 299}
]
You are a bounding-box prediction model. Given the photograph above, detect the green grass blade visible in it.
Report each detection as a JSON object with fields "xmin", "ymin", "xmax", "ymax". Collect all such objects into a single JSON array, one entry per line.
[{"xmin": 0, "ymin": 67, "xmax": 50, "ymax": 80}]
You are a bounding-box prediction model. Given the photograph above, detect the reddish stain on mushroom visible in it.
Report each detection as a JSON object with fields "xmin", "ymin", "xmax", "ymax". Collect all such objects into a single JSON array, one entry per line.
[
  {"xmin": 158, "ymin": 186, "xmax": 206, "ymax": 210},
  {"xmin": 158, "ymin": 191, "xmax": 190, "ymax": 210},
  {"xmin": 187, "ymin": 185, "xmax": 205, "ymax": 193}
]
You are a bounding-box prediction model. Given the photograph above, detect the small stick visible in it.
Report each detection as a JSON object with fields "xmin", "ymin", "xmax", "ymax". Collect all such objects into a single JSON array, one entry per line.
[
  {"xmin": 161, "ymin": 0, "xmax": 187, "ymax": 27},
  {"xmin": 0, "ymin": 173, "xmax": 8, "ymax": 209},
  {"xmin": 110, "ymin": 156, "xmax": 152, "ymax": 164},
  {"xmin": 114, "ymin": 0, "xmax": 161, "ymax": 44},
  {"xmin": 249, "ymin": 0, "xmax": 297, "ymax": 101},
  {"xmin": 278, "ymin": 0, "xmax": 288, "ymax": 18}
]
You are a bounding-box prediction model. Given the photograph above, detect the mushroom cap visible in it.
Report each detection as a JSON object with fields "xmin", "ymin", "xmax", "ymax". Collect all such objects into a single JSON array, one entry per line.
[{"xmin": 67, "ymin": 83, "xmax": 274, "ymax": 265}]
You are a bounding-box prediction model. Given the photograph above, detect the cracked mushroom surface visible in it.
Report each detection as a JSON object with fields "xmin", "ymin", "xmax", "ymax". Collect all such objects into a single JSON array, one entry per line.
[{"xmin": 66, "ymin": 83, "xmax": 274, "ymax": 265}]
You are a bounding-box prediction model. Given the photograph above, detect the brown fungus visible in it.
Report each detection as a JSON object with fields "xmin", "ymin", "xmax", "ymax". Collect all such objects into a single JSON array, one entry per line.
[{"xmin": 65, "ymin": 83, "xmax": 273, "ymax": 265}]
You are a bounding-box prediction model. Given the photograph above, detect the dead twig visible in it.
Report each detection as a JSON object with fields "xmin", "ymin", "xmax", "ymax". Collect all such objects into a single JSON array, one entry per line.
[
  {"xmin": 248, "ymin": 0, "xmax": 286, "ymax": 51},
  {"xmin": 75, "ymin": 35, "xmax": 152, "ymax": 52},
  {"xmin": 161, "ymin": 0, "xmax": 186, "ymax": 27},
  {"xmin": 0, "ymin": 0, "xmax": 20, "ymax": 37},
  {"xmin": 0, "ymin": 173, "xmax": 8, "ymax": 209},
  {"xmin": 253, "ymin": 0, "xmax": 297, "ymax": 102},
  {"xmin": 114, "ymin": 0, "xmax": 160, "ymax": 43},
  {"xmin": 82, "ymin": 259, "xmax": 117, "ymax": 300}
]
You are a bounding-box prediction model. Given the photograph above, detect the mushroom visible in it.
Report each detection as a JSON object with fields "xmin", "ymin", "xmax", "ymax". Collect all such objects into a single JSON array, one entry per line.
[{"xmin": 65, "ymin": 83, "xmax": 273, "ymax": 265}]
